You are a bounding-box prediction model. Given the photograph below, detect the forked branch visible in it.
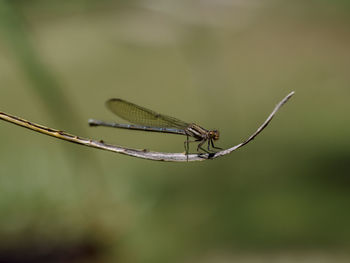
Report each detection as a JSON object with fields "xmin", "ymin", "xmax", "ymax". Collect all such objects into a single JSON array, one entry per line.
[{"xmin": 0, "ymin": 91, "xmax": 294, "ymax": 162}]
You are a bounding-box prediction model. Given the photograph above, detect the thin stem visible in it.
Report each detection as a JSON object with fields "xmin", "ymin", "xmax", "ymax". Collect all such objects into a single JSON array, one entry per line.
[{"xmin": 0, "ymin": 91, "xmax": 294, "ymax": 162}]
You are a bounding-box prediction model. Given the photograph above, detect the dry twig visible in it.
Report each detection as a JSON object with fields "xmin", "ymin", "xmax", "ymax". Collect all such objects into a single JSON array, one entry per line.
[{"xmin": 0, "ymin": 91, "xmax": 294, "ymax": 162}]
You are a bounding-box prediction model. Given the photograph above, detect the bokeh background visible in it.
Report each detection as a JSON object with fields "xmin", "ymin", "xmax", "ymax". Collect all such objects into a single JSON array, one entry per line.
[{"xmin": 1, "ymin": 0, "xmax": 350, "ymax": 262}]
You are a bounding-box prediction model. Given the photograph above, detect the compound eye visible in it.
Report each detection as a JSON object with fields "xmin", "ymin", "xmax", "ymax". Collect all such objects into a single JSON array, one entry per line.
[{"xmin": 211, "ymin": 130, "xmax": 220, "ymax": 140}]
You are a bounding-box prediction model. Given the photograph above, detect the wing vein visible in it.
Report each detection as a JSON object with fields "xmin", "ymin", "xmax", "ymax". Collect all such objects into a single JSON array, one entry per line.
[{"xmin": 106, "ymin": 99, "xmax": 189, "ymax": 129}]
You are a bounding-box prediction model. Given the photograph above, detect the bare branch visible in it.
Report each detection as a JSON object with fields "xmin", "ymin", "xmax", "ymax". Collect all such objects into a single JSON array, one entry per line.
[{"xmin": 0, "ymin": 91, "xmax": 294, "ymax": 162}]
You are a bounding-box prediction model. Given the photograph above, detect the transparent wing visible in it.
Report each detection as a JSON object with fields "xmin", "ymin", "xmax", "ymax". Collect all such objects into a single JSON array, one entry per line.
[{"xmin": 106, "ymin": 98, "xmax": 189, "ymax": 129}]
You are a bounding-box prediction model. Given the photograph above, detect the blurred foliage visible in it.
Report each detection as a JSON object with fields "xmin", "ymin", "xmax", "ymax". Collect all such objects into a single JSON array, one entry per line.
[{"xmin": 0, "ymin": 0, "xmax": 350, "ymax": 262}]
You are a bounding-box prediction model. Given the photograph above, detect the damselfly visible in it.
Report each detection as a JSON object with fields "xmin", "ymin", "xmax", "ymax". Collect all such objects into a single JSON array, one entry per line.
[{"xmin": 88, "ymin": 99, "xmax": 222, "ymax": 155}]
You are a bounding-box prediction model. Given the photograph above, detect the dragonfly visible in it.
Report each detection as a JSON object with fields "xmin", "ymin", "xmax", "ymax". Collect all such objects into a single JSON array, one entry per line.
[{"xmin": 88, "ymin": 98, "xmax": 222, "ymax": 156}]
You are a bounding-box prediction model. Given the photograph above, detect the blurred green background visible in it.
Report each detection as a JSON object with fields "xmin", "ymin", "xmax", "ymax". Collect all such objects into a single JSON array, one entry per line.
[{"xmin": 1, "ymin": 0, "xmax": 350, "ymax": 262}]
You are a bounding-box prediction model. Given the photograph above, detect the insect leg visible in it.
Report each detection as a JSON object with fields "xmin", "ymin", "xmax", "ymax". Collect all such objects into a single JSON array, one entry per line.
[
  {"xmin": 186, "ymin": 135, "xmax": 189, "ymax": 161},
  {"xmin": 184, "ymin": 137, "xmax": 202, "ymax": 160},
  {"xmin": 183, "ymin": 138, "xmax": 201, "ymax": 151},
  {"xmin": 183, "ymin": 135, "xmax": 189, "ymax": 154},
  {"xmin": 211, "ymin": 139, "xmax": 223, "ymax": 150},
  {"xmin": 197, "ymin": 139, "xmax": 209, "ymax": 153}
]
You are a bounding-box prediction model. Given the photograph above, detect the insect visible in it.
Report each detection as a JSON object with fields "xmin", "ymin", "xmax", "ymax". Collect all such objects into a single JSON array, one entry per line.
[{"xmin": 89, "ymin": 99, "xmax": 222, "ymax": 155}]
